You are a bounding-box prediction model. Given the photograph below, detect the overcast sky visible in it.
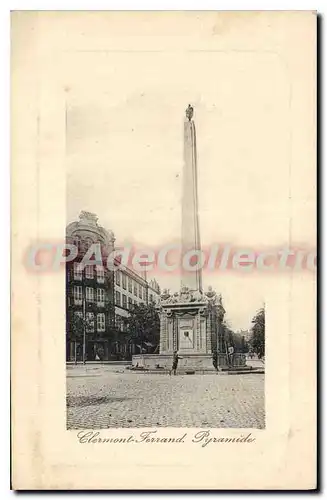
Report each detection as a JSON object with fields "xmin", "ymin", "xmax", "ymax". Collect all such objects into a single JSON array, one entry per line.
[{"xmin": 65, "ymin": 48, "xmax": 292, "ymax": 330}]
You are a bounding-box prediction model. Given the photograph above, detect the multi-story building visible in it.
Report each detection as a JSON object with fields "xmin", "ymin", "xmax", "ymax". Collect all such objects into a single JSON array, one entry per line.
[
  {"xmin": 66, "ymin": 211, "xmax": 115, "ymax": 361},
  {"xmin": 66, "ymin": 210, "xmax": 161, "ymax": 361}
]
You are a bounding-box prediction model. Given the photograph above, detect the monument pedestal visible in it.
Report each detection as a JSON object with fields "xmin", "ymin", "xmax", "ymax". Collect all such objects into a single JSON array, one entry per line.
[
  {"xmin": 159, "ymin": 298, "xmax": 213, "ymax": 356},
  {"xmin": 132, "ymin": 286, "xmax": 231, "ymax": 372}
]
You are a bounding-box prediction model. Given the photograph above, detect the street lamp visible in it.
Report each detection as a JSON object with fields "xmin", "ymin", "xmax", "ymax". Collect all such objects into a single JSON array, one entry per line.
[{"xmin": 82, "ymin": 268, "xmax": 86, "ymax": 364}]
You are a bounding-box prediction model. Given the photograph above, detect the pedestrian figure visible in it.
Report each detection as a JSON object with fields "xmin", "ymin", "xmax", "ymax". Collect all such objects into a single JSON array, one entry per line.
[
  {"xmin": 228, "ymin": 345, "xmax": 234, "ymax": 367},
  {"xmin": 212, "ymin": 350, "xmax": 218, "ymax": 373},
  {"xmin": 171, "ymin": 350, "xmax": 182, "ymax": 375}
]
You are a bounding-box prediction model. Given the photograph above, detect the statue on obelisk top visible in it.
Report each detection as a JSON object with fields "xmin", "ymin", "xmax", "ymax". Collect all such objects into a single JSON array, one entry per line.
[{"xmin": 186, "ymin": 104, "xmax": 194, "ymax": 121}]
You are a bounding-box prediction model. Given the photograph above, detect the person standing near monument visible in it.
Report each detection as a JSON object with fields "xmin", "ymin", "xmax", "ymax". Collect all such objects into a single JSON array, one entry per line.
[
  {"xmin": 171, "ymin": 350, "xmax": 182, "ymax": 375},
  {"xmin": 212, "ymin": 350, "xmax": 218, "ymax": 373},
  {"xmin": 228, "ymin": 345, "xmax": 234, "ymax": 367}
]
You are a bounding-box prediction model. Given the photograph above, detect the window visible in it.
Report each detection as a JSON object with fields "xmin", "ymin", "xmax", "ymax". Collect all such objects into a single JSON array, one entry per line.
[
  {"xmin": 128, "ymin": 278, "xmax": 132, "ymax": 293},
  {"xmin": 73, "ymin": 311, "xmax": 83, "ymax": 327},
  {"xmin": 120, "ymin": 318, "xmax": 127, "ymax": 332},
  {"xmin": 73, "ymin": 236, "xmax": 81, "ymax": 251},
  {"xmin": 116, "ymin": 315, "xmax": 123, "ymax": 330},
  {"xmin": 122, "ymin": 273, "xmax": 127, "ymax": 290},
  {"xmin": 139, "ymin": 285, "xmax": 143, "ymax": 299},
  {"xmin": 97, "ymin": 313, "xmax": 105, "ymax": 332},
  {"xmin": 143, "ymin": 287, "xmax": 147, "ymax": 301},
  {"xmin": 86, "ymin": 287, "xmax": 94, "ymax": 302},
  {"xmin": 97, "ymin": 288, "xmax": 105, "ymax": 306},
  {"xmin": 134, "ymin": 283, "xmax": 138, "ymax": 297},
  {"xmin": 74, "ymin": 263, "xmax": 83, "ymax": 281},
  {"xmin": 86, "ymin": 312, "xmax": 94, "ymax": 332},
  {"xmin": 73, "ymin": 286, "xmax": 82, "ymax": 305},
  {"xmin": 128, "ymin": 297, "xmax": 132, "ymax": 309},
  {"xmin": 122, "ymin": 294, "xmax": 127, "ymax": 309},
  {"xmin": 85, "ymin": 265, "xmax": 94, "ymax": 279},
  {"xmin": 108, "ymin": 311, "xmax": 114, "ymax": 327},
  {"xmin": 115, "ymin": 291, "xmax": 121, "ymax": 307},
  {"xmin": 115, "ymin": 270, "xmax": 121, "ymax": 286},
  {"xmin": 85, "ymin": 238, "xmax": 93, "ymax": 250},
  {"xmin": 97, "ymin": 266, "xmax": 105, "ymax": 283}
]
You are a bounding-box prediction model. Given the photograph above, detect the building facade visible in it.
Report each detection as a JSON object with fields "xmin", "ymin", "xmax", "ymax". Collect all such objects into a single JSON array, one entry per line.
[
  {"xmin": 66, "ymin": 211, "xmax": 115, "ymax": 361},
  {"xmin": 66, "ymin": 210, "xmax": 161, "ymax": 361},
  {"xmin": 114, "ymin": 267, "xmax": 160, "ymax": 356}
]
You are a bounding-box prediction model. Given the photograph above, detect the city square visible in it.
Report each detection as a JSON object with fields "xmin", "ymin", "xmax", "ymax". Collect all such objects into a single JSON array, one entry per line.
[{"xmin": 66, "ymin": 365, "xmax": 265, "ymax": 429}]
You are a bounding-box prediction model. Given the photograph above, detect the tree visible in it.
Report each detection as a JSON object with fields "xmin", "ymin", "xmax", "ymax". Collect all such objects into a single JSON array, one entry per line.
[
  {"xmin": 222, "ymin": 320, "xmax": 234, "ymax": 347},
  {"xmin": 250, "ymin": 307, "xmax": 265, "ymax": 358},
  {"xmin": 236, "ymin": 329, "xmax": 251, "ymax": 353},
  {"xmin": 69, "ymin": 313, "xmax": 94, "ymax": 363},
  {"xmin": 221, "ymin": 322, "xmax": 248, "ymax": 353},
  {"xmin": 127, "ymin": 302, "xmax": 160, "ymax": 353}
]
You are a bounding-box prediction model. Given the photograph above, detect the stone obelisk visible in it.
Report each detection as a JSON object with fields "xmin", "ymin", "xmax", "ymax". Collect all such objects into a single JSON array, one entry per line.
[
  {"xmin": 132, "ymin": 105, "xmax": 240, "ymax": 371},
  {"xmin": 181, "ymin": 104, "xmax": 202, "ymax": 292},
  {"xmin": 131, "ymin": 105, "xmax": 249, "ymax": 371},
  {"xmin": 154, "ymin": 105, "xmax": 220, "ymax": 363}
]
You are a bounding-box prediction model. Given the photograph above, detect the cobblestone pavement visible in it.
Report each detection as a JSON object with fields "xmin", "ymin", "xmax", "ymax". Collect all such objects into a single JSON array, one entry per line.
[{"xmin": 66, "ymin": 365, "xmax": 265, "ymax": 429}]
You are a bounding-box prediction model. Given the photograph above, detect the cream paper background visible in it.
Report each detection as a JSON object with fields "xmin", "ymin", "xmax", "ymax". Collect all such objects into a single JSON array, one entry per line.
[{"xmin": 11, "ymin": 11, "xmax": 316, "ymax": 489}]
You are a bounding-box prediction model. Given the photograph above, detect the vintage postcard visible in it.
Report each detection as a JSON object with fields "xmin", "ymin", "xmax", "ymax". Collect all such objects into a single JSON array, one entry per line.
[{"xmin": 11, "ymin": 11, "xmax": 316, "ymax": 489}]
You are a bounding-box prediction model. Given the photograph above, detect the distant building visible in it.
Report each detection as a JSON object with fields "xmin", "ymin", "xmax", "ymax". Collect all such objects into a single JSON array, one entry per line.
[{"xmin": 238, "ymin": 329, "xmax": 252, "ymax": 342}]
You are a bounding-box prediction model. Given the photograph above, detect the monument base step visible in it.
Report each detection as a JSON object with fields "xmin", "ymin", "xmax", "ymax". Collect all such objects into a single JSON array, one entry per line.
[
  {"xmin": 132, "ymin": 353, "xmax": 248, "ymax": 372},
  {"xmin": 227, "ymin": 369, "xmax": 265, "ymax": 375},
  {"xmin": 220, "ymin": 365, "xmax": 253, "ymax": 372},
  {"xmin": 126, "ymin": 367, "xmax": 264, "ymax": 375}
]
